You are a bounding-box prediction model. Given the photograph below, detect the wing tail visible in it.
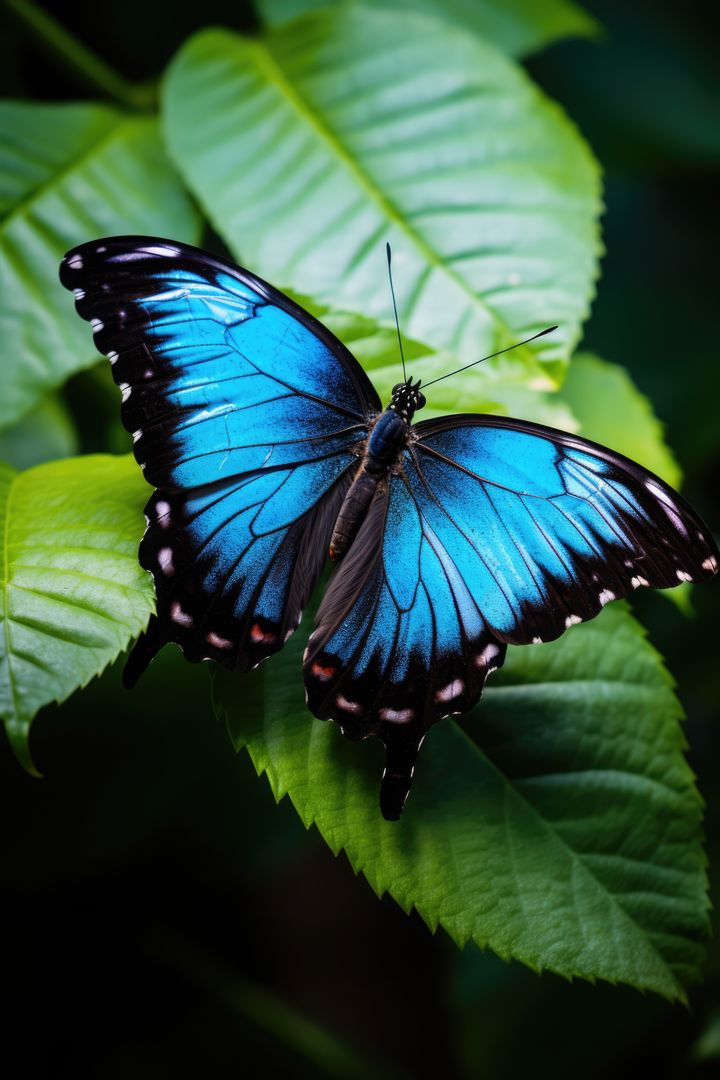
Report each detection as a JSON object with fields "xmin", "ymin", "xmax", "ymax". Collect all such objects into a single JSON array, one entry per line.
[
  {"xmin": 380, "ymin": 729, "xmax": 426, "ymax": 821},
  {"xmin": 123, "ymin": 615, "xmax": 164, "ymax": 688}
]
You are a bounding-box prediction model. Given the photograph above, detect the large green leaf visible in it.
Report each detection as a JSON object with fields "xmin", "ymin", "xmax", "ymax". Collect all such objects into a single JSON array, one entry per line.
[
  {"xmin": 163, "ymin": 10, "xmax": 601, "ymax": 385},
  {"xmin": 307, "ymin": 303, "xmax": 579, "ymax": 428},
  {"xmin": 258, "ymin": 0, "xmax": 601, "ymax": 58},
  {"xmin": 0, "ymin": 454, "xmax": 154, "ymax": 770},
  {"xmin": 559, "ymin": 352, "xmax": 681, "ymax": 488},
  {"xmin": 215, "ymin": 603, "xmax": 707, "ymax": 1000},
  {"xmin": 0, "ymin": 102, "xmax": 200, "ymax": 429}
]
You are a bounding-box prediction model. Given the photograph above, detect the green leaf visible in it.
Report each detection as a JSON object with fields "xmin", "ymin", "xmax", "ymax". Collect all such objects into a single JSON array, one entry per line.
[
  {"xmin": 0, "ymin": 454, "xmax": 154, "ymax": 770},
  {"xmin": 303, "ymin": 302, "xmax": 578, "ymax": 427},
  {"xmin": 0, "ymin": 101, "xmax": 200, "ymax": 429},
  {"xmin": 215, "ymin": 603, "xmax": 707, "ymax": 1000},
  {"xmin": 163, "ymin": 11, "xmax": 601, "ymax": 385},
  {"xmin": 257, "ymin": 0, "xmax": 601, "ymax": 58},
  {"xmin": 0, "ymin": 393, "xmax": 78, "ymax": 470},
  {"xmin": 559, "ymin": 353, "xmax": 682, "ymax": 488}
]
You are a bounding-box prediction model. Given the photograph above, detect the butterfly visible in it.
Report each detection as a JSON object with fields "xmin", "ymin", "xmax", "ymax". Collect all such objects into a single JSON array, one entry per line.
[{"xmin": 60, "ymin": 237, "xmax": 719, "ymax": 820}]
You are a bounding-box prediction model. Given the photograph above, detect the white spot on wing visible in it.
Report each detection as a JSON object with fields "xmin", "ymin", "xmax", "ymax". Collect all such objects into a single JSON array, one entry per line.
[
  {"xmin": 96, "ymin": 244, "xmax": 107, "ymax": 253},
  {"xmin": 67, "ymin": 253, "xmax": 83, "ymax": 269},
  {"xmin": 435, "ymin": 679, "xmax": 464, "ymax": 703},
  {"xmin": 598, "ymin": 589, "xmax": 615, "ymax": 606},
  {"xmin": 631, "ymin": 575, "xmax": 649, "ymax": 588},
  {"xmin": 120, "ymin": 383, "xmax": 131, "ymax": 402},
  {"xmin": 170, "ymin": 601, "xmax": 193, "ymax": 627},
  {"xmin": 132, "ymin": 429, "xmax": 142, "ymax": 444},
  {"xmin": 379, "ymin": 707, "xmax": 414, "ymax": 724},
  {"xmin": 155, "ymin": 500, "xmax": 171, "ymax": 526},
  {"xmin": 475, "ymin": 643, "xmax": 500, "ymax": 667},
  {"xmin": 532, "ymin": 636, "xmax": 543, "ymax": 645},
  {"xmin": 206, "ymin": 631, "xmax": 233, "ymax": 650},
  {"xmin": 702, "ymin": 556, "xmax": 717, "ymax": 572},
  {"xmin": 565, "ymin": 614, "xmax": 582, "ymax": 627},
  {"xmin": 158, "ymin": 547, "xmax": 174, "ymax": 575},
  {"xmin": 107, "ymin": 350, "xmax": 118, "ymax": 364},
  {"xmin": 91, "ymin": 318, "xmax": 103, "ymax": 332},
  {"xmin": 336, "ymin": 694, "xmax": 363, "ymax": 715},
  {"xmin": 73, "ymin": 288, "xmax": 85, "ymax": 300},
  {"xmin": 676, "ymin": 570, "xmax": 692, "ymax": 582},
  {"xmin": 144, "ymin": 244, "xmax": 181, "ymax": 258}
]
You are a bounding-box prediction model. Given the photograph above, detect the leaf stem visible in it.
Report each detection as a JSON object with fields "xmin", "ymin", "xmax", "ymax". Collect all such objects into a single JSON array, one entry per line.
[{"xmin": 4, "ymin": 0, "xmax": 157, "ymax": 110}]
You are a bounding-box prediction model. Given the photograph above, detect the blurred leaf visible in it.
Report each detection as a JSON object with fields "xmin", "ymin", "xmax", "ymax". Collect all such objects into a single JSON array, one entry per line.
[
  {"xmin": 163, "ymin": 10, "xmax": 601, "ymax": 386},
  {"xmin": 559, "ymin": 353, "xmax": 681, "ymax": 487},
  {"xmin": 0, "ymin": 393, "xmax": 78, "ymax": 469},
  {"xmin": 257, "ymin": 0, "xmax": 601, "ymax": 57},
  {"xmin": 0, "ymin": 454, "xmax": 154, "ymax": 770},
  {"xmin": 156, "ymin": 933, "xmax": 402, "ymax": 1080},
  {"xmin": 309, "ymin": 303, "xmax": 579, "ymax": 427},
  {"xmin": 215, "ymin": 602, "xmax": 707, "ymax": 1001},
  {"xmin": 321, "ymin": 298, "xmax": 580, "ymax": 425},
  {"xmin": 0, "ymin": 101, "xmax": 200, "ymax": 429}
]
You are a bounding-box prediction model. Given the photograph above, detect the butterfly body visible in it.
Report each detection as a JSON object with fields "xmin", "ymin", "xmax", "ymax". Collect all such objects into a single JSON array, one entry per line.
[
  {"xmin": 60, "ymin": 236, "xmax": 719, "ymax": 821},
  {"xmin": 329, "ymin": 380, "xmax": 425, "ymax": 561}
]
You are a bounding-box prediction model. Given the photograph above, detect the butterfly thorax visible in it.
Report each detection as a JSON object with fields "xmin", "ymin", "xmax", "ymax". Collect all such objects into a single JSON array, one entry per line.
[{"xmin": 328, "ymin": 380, "xmax": 425, "ymax": 562}]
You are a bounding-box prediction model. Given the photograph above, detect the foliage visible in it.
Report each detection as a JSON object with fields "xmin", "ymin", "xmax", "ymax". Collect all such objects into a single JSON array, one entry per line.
[
  {"xmin": 257, "ymin": 0, "xmax": 601, "ymax": 58},
  {"xmin": 0, "ymin": 455, "xmax": 154, "ymax": 770},
  {"xmin": 0, "ymin": 0, "xmax": 713, "ymax": 1011},
  {"xmin": 0, "ymin": 101, "xmax": 200, "ymax": 428},
  {"xmin": 215, "ymin": 601, "xmax": 707, "ymax": 1001},
  {"xmin": 163, "ymin": 11, "xmax": 601, "ymax": 384}
]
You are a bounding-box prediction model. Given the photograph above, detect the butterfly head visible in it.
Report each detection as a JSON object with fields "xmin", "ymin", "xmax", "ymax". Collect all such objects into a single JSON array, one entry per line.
[{"xmin": 389, "ymin": 376, "xmax": 426, "ymax": 422}]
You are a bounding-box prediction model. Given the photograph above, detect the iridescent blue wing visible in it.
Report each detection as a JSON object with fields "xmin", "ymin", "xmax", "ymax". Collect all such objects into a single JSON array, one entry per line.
[
  {"xmin": 305, "ymin": 413, "xmax": 718, "ymax": 819},
  {"xmin": 304, "ymin": 473, "xmax": 508, "ymax": 820},
  {"xmin": 410, "ymin": 414, "xmax": 718, "ymax": 642},
  {"xmin": 60, "ymin": 236, "xmax": 380, "ymax": 681}
]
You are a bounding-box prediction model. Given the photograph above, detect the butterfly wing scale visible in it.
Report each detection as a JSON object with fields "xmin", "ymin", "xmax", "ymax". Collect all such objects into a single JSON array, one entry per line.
[{"xmin": 60, "ymin": 237, "xmax": 380, "ymax": 681}]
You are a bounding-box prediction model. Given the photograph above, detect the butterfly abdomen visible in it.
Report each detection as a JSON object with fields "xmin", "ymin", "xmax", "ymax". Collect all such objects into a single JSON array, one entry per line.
[{"xmin": 329, "ymin": 408, "xmax": 408, "ymax": 561}]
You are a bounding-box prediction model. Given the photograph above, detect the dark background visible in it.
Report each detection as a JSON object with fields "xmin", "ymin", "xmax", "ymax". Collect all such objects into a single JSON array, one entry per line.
[{"xmin": 1, "ymin": 1, "xmax": 719, "ymax": 1076}]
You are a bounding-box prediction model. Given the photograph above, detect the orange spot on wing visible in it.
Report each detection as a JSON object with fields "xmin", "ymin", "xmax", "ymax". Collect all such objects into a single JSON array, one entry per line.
[
  {"xmin": 250, "ymin": 623, "xmax": 276, "ymax": 644},
  {"xmin": 311, "ymin": 661, "xmax": 335, "ymax": 681}
]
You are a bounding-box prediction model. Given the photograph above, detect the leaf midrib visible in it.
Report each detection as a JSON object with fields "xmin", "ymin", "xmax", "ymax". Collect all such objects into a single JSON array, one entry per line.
[
  {"xmin": 246, "ymin": 33, "xmax": 514, "ymax": 346},
  {"xmin": 0, "ymin": 114, "xmax": 139, "ymax": 240}
]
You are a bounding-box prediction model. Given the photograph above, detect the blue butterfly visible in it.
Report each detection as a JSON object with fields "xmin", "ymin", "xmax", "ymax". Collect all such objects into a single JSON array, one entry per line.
[{"xmin": 60, "ymin": 237, "xmax": 719, "ymax": 819}]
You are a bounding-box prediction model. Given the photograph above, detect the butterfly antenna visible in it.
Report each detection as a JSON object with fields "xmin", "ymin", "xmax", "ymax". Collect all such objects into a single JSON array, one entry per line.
[
  {"xmin": 386, "ymin": 242, "xmax": 407, "ymax": 382},
  {"xmin": 422, "ymin": 325, "xmax": 559, "ymax": 388}
]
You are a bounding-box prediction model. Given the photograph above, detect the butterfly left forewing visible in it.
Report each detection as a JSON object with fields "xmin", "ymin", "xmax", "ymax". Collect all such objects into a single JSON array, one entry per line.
[{"xmin": 60, "ymin": 236, "xmax": 379, "ymax": 681}]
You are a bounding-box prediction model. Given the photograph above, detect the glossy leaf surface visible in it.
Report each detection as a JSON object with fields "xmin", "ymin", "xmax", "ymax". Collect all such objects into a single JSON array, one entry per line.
[
  {"xmin": 215, "ymin": 603, "xmax": 707, "ymax": 1001},
  {"xmin": 0, "ymin": 102, "xmax": 200, "ymax": 428},
  {"xmin": 0, "ymin": 454, "xmax": 154, "ymax": 769},
  {"xmin": 163, "ymin": 10, "xmax": 601, "ymax": 384}
]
